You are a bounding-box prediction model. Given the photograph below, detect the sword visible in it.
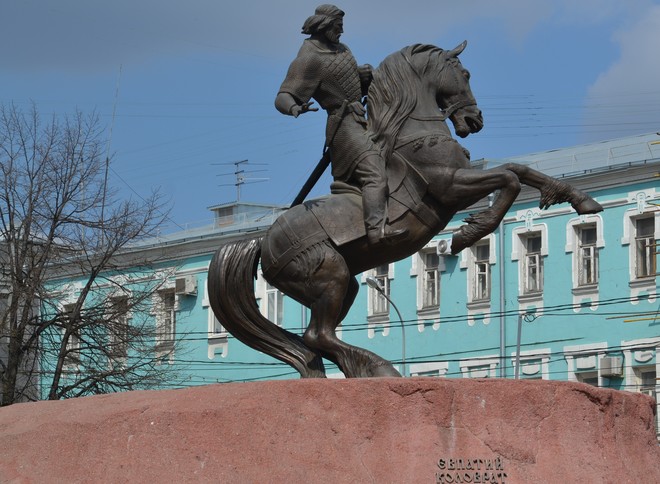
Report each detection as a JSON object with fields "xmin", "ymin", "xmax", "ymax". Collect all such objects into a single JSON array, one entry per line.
[
  {"xmin": 289, "ymin": 100, "xmax": 349, "ymax": 208},
  {"xmin": 290, "ymin": 149, "xmax": 331, "ymax": 208}
]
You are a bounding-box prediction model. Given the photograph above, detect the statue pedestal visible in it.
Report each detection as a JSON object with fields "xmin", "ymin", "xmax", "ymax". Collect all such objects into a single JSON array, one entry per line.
[{"xmin": 0, "ymin": 378, "xmax": 658, "ymax": 482}]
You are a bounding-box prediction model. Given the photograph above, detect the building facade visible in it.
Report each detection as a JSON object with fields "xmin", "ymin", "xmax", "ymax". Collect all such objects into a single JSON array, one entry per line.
[{"xmin": 44, "ymin": 134, "xmax": 659, "ymax": 434}]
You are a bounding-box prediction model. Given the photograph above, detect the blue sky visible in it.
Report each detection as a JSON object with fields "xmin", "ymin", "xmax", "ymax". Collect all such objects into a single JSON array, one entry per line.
[{"xmin": 3, "ymin": 0, "xmax": 660, "ymax": 231}]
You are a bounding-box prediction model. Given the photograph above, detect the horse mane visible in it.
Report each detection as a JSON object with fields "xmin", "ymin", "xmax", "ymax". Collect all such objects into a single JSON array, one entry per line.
[{"xmin": 367, "ymin": 44, "xmax": 445, "ymax": 158}]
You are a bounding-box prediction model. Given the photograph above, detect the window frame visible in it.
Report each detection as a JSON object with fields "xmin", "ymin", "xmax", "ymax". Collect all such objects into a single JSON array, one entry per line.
[
  {"xmin": 411, "ymin": 239, "xmax": 447, "ymax": 329},
  {"xmin": 634, "ymin": 216, "xmax": 657, "ymax": 279},
  {"xmin": 202, "ymin": 279, "xmax": 229, "ymax": 360},
  {"xmin": 61, "ymin": 303, "xmax": 81, "ymax": 373},
  {"xmin": 577, "ymin": 225, "xmax": 599, "ymax": 286},
  {"xmin": 421, "ymin": 251, "xmax": 441, "ymax": 309},
  {"xmin": 563, "ymin": 342, "xmax": 608, "ymax": 387},
  {"xmin": 523, "ymin": 233, "xmax": 543, "ymax": 294},
  {"xmin": 108, "ymin": 295, "xmax": 130, "ymax": 366},
  {"xmin": 473, "ymin": 241, "xmax": 492, "ymax": 302},
  {"xmin": 255, "ymin": 270, "xmax": 285, "ymax": 328},
  {"xmin": 364, "ymin": 263, "xmax": 395, "ymax": 338},
  {"xmin": 265, "ymin": 282, "xmax": 284, "ymax": 327},
  {"xmin": 154, "ymin": 288, "xmax": 176, "ymax": 361},
  {"xmin": 368, "ymin": 264, "xmax": 391, "ymax": 317},
  {"xmin": 512, "ymin": 223, "xmax": 548, "ymax": 312},
  {"xmin": 622, "ymin": 206, "xmax": 659, "ymax": 300}
]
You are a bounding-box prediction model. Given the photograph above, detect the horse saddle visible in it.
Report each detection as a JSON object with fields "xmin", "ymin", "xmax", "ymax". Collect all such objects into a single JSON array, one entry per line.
[{"xmin": 306, "ymin": 152, "xmax": 440, "ymax": 247}]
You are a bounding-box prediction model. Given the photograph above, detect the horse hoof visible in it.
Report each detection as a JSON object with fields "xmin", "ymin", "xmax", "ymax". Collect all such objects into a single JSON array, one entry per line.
[
  {"xmin": 450, "ymin": 231, "xmax": 469, "ymax": 254},
  {"xmin": 574, "ymin": 198, "xmax": 603, "ymax": 214}
]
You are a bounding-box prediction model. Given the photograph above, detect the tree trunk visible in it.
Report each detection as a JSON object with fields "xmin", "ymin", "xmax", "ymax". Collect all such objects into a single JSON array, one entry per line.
[{"xmin": 1, "ymin": 328, "xmax": 24, "ymax": 406}]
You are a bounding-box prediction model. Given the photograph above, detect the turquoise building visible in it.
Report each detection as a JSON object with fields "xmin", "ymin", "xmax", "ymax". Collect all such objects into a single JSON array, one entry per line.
[{"xmin": 44, "ymin": 134, "xmax": 659, "ymax": 435}]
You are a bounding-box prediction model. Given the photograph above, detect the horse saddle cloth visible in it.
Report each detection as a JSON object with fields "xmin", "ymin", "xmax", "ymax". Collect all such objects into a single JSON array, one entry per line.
[{"xmin": 306, "ymin": 152, "xmax": 437, "ymax": 247}]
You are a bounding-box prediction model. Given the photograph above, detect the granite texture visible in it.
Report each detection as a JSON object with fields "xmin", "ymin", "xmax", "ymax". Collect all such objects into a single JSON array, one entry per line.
[{"xmin": 0, "ymin": 378, "xmax": 658, "ymax": 483}]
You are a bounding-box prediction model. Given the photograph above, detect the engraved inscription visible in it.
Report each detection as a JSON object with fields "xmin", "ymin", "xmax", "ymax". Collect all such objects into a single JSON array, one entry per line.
[{"xmin": 436, "ymin": 457, "xmax": 507, "ymax": 483}]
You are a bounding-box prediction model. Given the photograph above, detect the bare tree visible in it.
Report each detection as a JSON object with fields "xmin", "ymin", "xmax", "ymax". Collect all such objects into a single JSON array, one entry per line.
[{"xmin": 0, "ymin": 103, "xmax": 185, "ymax": 405}]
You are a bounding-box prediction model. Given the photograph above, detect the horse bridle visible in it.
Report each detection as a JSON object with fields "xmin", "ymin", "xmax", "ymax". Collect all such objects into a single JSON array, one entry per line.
[
  {"xmin": 441, "ymin": 97, "xmax": 477, "ymax": 121},
  {"xmin": 401, "ymin": 49, "xmax": 477, "ymax": 121}
]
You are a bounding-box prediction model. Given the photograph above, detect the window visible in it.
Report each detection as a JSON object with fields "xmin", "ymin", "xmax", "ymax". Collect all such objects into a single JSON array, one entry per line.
[
  {"xmin": 421, "ymin": 252, "xmax": 440, "ymax": 309},
  {"xmin": 202, "ymin": 281, "xmax": 226, "ymax": 337},
  {"xmin": 461, "ymin": 235, "xmax": 495, "ymax": 325},
  {"xmin": 511, "ymin": 349, "xmax": 551, "ymax": 380},
  {"xmin": 638, "ymin": 368, "xmax": 657, "ymax": 398},
  {"xmin": 621, "ymin": 338, "xmax": 659, "ymax": 441},
  {"xmin": 366, "ymin": 263, "xmax": 394, "ymax": 337},
  {"xmin": 473, "ymin": 242, "xmax": 491, "ymax": 301},
  {"xmin": 523, "ymin": 234, "xmax": 543, "ymax": 294},
  {"xmin": 202, "ymin": 279, "xmax": 229, "ymax": 360},
  {"xmin": 370, "ymin": 264, "xmax": 390, "ymax": 315},
  {"xmin": 622, "ymin": 208, "xmax": 657, "ymax": 299},
  {"xmin": 409, "ymin": 362, "xmax": 449, "ymax": 378},
  {"xmin": 564, "ymin": 343, "xmax": 607, "ymax": 386},
  {"xmin": 459, "ymin": 356, "xmax": 499, "ymax": 378},
  {"xmin": 512, "ymin": 223, "xmax": 547, "ymax": 310},
  {"xmin": 576, "ymin": 371, "xmax": 599, "ymax": 387},
  {"xmin": 412, "ymin": 243, "xmax": 445, "ymax": 327},
  {"xmin": 209, "ymin": 313, "xmax": 226, "ymax": 337},
  {"xmin": 255, "ymin": 272, "xmax": 285, "ymax": 328},
  {"xmin": 577, "ymin": 226, "xmax": 599, "ymax": 286},
  {"xmin": 566, "ymin": 216, "xmax": 604, "ymax": 307},
  {"xmin": 62, "ymin": 303, "xmax": 81, "ymax": 372},
  {"xmin": 109, "ymin": 296, "xmax": 129, "ymax": 363},
  {"xmin": 155, "ymin": 289, "xmax": 175, "ymax": 357},
  {"xmin": 265, "ymin": 282, "xmax": 283, "ymax": 326},
  {"xmin": 635, "ymin": 217, "xmax": 656, "ymax": 278}
]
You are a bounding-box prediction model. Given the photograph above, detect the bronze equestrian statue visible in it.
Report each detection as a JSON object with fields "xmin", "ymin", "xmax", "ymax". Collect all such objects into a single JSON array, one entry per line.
[
  {"xmin": 275, "ymin": 4, "xmax": 406, "ymax": 245},
  {"xmin": 208, "ymin": 5, "xmax": 602, "ymax": 379}
]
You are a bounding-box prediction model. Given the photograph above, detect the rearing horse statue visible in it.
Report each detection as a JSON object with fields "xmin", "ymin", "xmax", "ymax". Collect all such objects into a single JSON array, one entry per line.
[{"xmin": 208, "ymin": 42, "xmax": 602, "ymax": 378}]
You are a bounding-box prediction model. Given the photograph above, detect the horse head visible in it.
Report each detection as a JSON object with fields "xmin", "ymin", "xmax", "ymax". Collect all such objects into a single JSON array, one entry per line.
[
  {"xmin": 368, "ymin": 42, "xmax": 483, "ymax": 155},
  {"xmin": 434, "ymin": 41, "xmax": 483, "ymax": 138}
]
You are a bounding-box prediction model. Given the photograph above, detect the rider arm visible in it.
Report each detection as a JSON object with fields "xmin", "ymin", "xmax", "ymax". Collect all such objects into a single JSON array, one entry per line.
[
  {"xmin": 275, "ymin": 92, "xmax": 317, "ymax": 118},
  {"xmin": 275, "ymin": 52, "xmax": 321, "ymax": 117}
]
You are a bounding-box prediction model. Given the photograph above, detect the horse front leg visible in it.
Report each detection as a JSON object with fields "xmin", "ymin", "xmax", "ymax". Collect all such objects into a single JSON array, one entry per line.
[
  {"xmin": 499, "ymin": 163, "xmax": 603, "ymax": 214},
  {"xmin": 434, "ymin": 167, "xmax": 521, "ymax": 254}
]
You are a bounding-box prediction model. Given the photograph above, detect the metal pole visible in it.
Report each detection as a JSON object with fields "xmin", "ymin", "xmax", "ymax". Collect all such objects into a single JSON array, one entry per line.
[
  {"xmin": 497, "ymin": 204, "xmax": 506, "ymax": 378},
  {"xmin": 366, "ymin": 276, "xmax": 406, "ymax": 376},
  {"xmin": 515, "ymin": 312, "xmax": 523, "ymax": 379}
]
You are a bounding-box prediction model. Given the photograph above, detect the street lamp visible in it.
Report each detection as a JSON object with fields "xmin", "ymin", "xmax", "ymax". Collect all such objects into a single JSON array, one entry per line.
[
  {"xmin": 366, "ymin": 276, "xmax": 406, "ymax": 377},
  {"xmin": 514, "ymin": 311, "xmax": 537, "ymax": 379}
]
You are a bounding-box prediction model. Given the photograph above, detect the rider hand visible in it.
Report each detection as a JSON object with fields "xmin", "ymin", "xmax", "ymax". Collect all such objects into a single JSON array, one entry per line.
[
  {"xmin": 358, "ymin": 64, "xmax": 373, "ymax": 84},
  {"xmin": 359, "ymin": 64, "xmax": 373, "ymax": 96},
  {"xmin": 291, "ymin": 102, "xmax": 319, "ymax": 118}
]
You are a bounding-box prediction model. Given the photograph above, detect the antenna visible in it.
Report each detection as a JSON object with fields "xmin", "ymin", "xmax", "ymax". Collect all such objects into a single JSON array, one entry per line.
[
  {"xmin": 101, "ymin": 63, "xmax": 122, "ymax": 242},
  {"xmin": 215, "ymin": 159, "xmax": 269, "ymax": 202}
]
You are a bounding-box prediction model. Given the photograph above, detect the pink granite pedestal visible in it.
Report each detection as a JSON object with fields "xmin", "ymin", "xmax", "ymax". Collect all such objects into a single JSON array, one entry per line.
[{"xmin": 0, "ymin": 378, "xmax": 658, "ymax": 483}]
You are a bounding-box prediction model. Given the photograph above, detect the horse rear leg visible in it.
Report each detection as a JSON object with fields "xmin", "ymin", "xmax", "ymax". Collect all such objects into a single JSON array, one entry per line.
[
  {"xmin": 301, "ymin": 247, "xmax": 400, "ymax": 378},
  {"xmin": 499, "ymin": 162, "xmax": 603, "ymax": 214}
]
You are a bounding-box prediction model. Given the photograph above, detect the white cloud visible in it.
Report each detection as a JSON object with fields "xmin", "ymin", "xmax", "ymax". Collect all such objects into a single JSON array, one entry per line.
[
  {"xmin": 584, "ymin": 4, "xmax": 660, "ymax": 138},
  {"xmin": 0, "ymin": 0, "xmax": 622, "ymax": 72}
]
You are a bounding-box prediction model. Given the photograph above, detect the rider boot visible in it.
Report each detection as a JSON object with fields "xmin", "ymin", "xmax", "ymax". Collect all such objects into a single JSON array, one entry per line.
[
  {"xmin": 361, "ymin": 175, "xmax": 408, "ymax": 246},
  {"xmin": 352, "ymin": 154, "xmax": 408, "ymax": 245},
  {"xmin": 366, "ymin": 224, "xmax": 409, "ymax": 245}
]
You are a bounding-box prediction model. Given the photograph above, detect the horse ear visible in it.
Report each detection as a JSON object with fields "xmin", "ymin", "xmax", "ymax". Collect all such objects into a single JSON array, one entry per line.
[{"xmin": 448, "ymin": 40, "xmax": 468, "ymax": 57}]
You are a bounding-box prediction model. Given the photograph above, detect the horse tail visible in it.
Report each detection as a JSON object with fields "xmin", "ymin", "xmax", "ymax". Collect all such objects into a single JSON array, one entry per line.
[{"xmin": 207, "ymin": 237, "xmax": 325, "ymax": 378}]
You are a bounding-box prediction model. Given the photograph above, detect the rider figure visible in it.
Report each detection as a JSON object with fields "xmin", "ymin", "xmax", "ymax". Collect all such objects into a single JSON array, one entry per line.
[{"xmin": 275, "ymin": 4, "xmax": 406, "ymax": 245}]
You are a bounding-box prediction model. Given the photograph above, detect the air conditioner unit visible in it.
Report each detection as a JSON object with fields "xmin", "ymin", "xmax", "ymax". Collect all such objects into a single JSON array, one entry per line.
[
  {"xmin": 436, "ymin": 239, "xmax": 454, "ymax": 256},
  {"xmin": 599, "ymin": 356, "xmax": 623, "ymax": 377},
  {"xmin": 175, "ymin": 275, "xmax": 197, "ymax": 296}
]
